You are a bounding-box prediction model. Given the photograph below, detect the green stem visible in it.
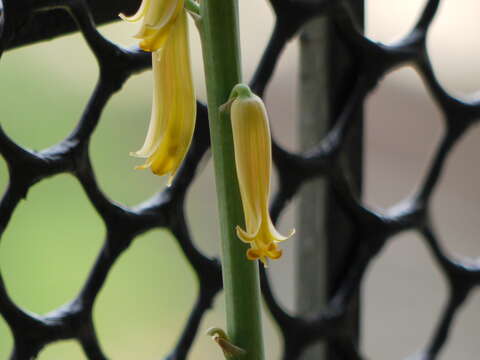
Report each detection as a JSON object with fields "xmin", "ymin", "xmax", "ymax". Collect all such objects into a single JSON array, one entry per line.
[
  {"xmin": 197, "ymin": 1, "xmax": 265, "ymax": 360},
  {"xmin": 184, "ymin": 0, "xmax": 200, "ymax": 16}
]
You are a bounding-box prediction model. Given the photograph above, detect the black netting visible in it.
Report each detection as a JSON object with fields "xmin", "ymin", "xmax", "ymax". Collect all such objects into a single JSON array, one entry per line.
[{"xmin": 0, "ymin": 0, "xmax": 477, "ymax": 359}]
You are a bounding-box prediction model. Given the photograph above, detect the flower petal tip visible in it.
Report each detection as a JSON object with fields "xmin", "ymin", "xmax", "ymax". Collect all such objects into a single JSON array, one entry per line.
[
  {"xmin": 279, "ymin": 228, "xmax": 295, "ymax": 242},
  {"xmin": 119, "ymin": 13, "xmax": 134, "ymax": 22},
  {"xmin": 166, "ymin": 174, "xmax": 175, "ymax": 187},
  {"xmin": 130, "ymin": 151, "xmax": 145, "ymax": 158},
  {"xmin": 235, "ymin": 225, "xmax": 254, "ymax": 243}
]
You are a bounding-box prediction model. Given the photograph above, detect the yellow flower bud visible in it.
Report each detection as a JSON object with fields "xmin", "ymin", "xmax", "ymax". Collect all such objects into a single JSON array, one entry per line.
[
  {"xmin": 122, "ymin": 1, "xmax": 196, "ymax": 184},
  {"xmin": 229, "ymin": 85, "xmax": 294, "ymax": 266}
]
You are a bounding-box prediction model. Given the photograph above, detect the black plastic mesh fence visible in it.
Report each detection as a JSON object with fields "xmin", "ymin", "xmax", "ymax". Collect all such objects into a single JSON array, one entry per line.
[{"xmin": 0, "ymin": 0, "xmax": 478, "ymax": 359}]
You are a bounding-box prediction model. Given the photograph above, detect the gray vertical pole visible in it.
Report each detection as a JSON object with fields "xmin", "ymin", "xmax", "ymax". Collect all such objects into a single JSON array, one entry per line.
[
  {"xmin": 296, "ymin": 1, "xmax": 363, "ymax": 359},
  {"xmin": 296, "ymin": 14, "xmax": 330, "ymax": 360}
]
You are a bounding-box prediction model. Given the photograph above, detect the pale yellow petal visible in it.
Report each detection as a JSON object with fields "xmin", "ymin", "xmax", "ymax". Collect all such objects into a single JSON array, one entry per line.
[
  {"xmin": 230, "ymin": 89, "xmax": 294, "ymax": 265},
  {"xmin": 132, "ymin": 11, "xmax": 196, "ymax": 181},
  {"xmin": 144, "ymin": 0, "xmax": 182, "ymax": 28},
  {"xmin": 123, "ymin": 0, "xmax": 185, "ymax": 53},
  {"xmin": 231, "ymin": 96, "xmax": 270, "ymax": 234},
  {"xmin": 119, "ymin": 0, "xmax": 151, "ymax": 22}
]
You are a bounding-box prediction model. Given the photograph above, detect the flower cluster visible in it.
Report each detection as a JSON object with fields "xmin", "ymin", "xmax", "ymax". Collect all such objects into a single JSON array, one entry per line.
[{"xmin": 123, "ymin": 3, "xmax": 293, "ymax": 265}]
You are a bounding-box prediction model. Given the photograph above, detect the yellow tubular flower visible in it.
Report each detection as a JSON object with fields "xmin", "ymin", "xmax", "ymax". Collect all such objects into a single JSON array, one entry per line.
[
  {"xmin": 122, "ymin": 0, "xmax": 196, "ymax": 184},
  {"xmin": 229, "ymin": 84, "xmax": 294, "ymax": 266}
]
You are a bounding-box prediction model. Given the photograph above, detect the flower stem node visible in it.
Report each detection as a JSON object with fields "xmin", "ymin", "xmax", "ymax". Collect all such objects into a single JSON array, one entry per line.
[
  {"xmin": 121, "ymin": 0, "xmax": 196, "ymax": 185},
  {"xmin": 228, "ymin": 84, "xmax": 295, "ymax": 266},
  {"xmin": 207, "ymin": 327, "xmax": 247, "ymax": 358}
]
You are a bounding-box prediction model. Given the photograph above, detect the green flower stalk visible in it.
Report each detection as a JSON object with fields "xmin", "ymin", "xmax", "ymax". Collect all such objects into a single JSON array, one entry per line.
[{"xmin": 198, "ymin": 1, "xmax": 266, "ymax": 359}]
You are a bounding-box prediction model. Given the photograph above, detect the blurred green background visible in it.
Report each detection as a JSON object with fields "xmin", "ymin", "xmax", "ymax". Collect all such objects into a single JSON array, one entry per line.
[{"xmin": 1, "ymin": 1, "xmax": 480, "ymax": 359}]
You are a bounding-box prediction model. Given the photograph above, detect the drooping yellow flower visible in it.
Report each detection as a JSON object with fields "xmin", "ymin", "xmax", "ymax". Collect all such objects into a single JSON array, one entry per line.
[
  {"xmin": 229, "ymin": 84, "xmax": 294, "ymax": 266},
  {"xmin": 122, "ymin": 0, "xmax": 196, "ymax": 184}
]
